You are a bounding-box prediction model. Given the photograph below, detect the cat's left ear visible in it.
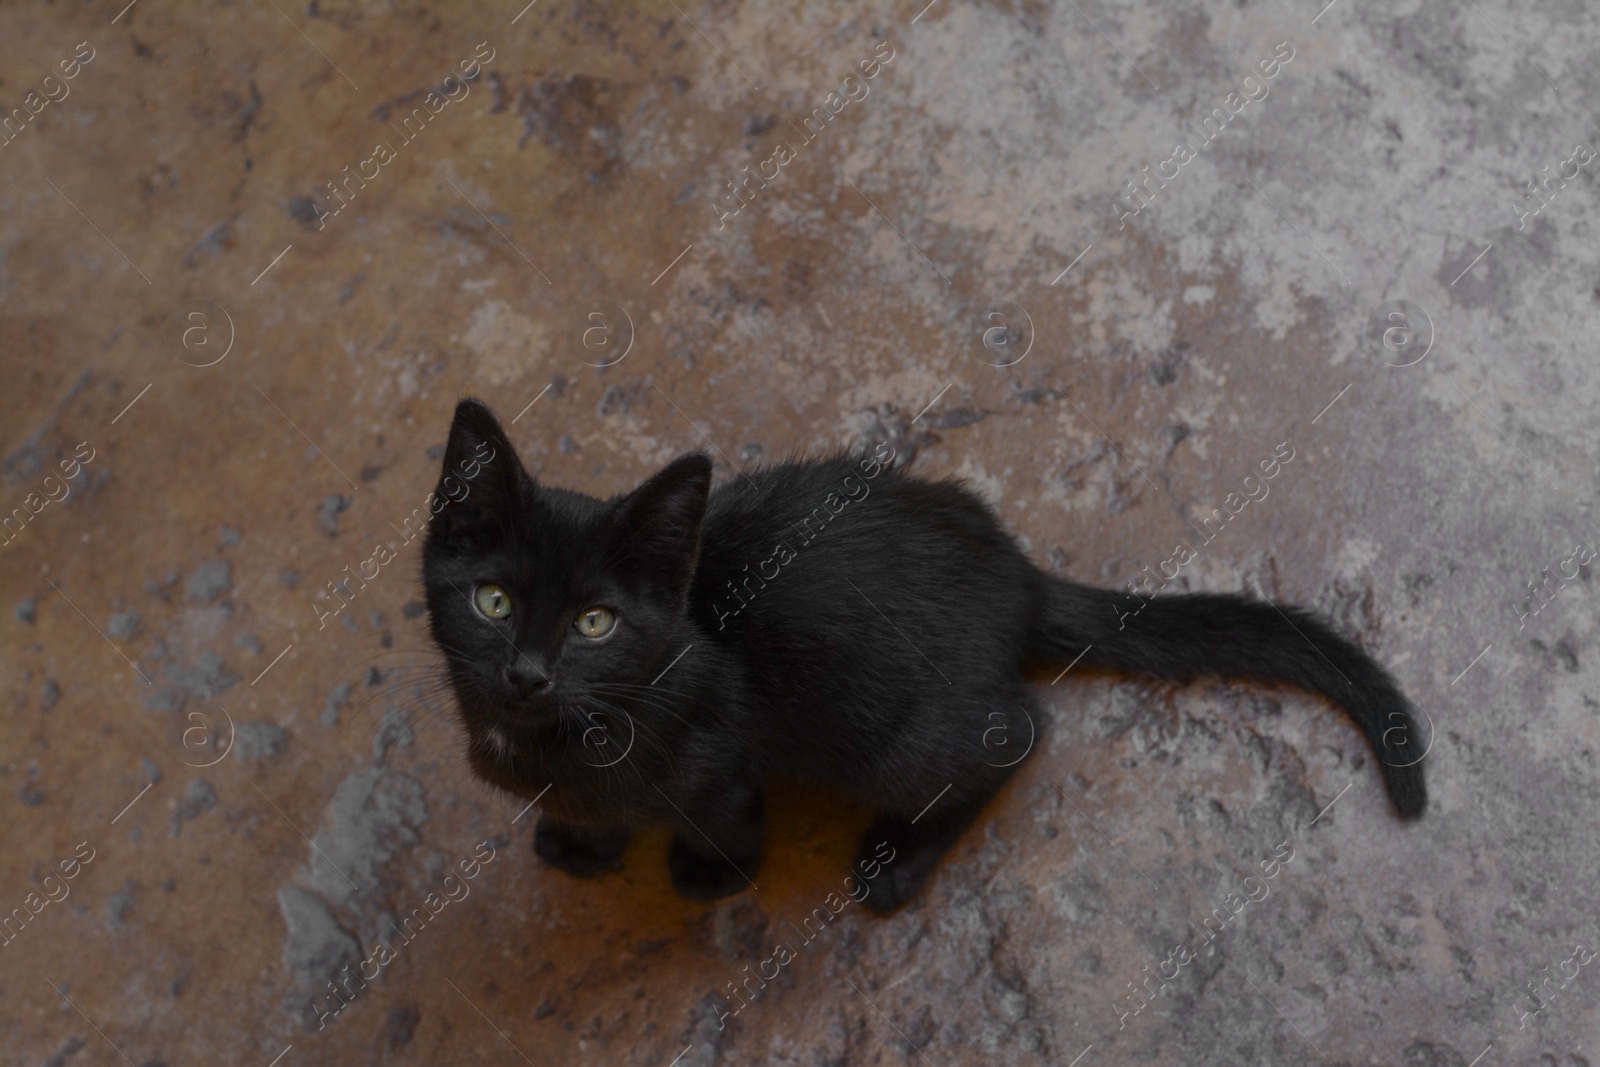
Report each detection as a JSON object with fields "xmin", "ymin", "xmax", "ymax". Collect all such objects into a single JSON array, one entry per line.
[
  {"xmin": 433, "ymin": 398, "xmax": 526, "ymax": 528},
  {"xmin": 614, "ymin": 453, "xmax": 712, "ymax": 596}
]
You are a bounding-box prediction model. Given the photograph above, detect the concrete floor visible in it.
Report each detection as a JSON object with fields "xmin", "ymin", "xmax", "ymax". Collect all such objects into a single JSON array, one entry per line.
[{"xmin": 4, "ymin": 0, "xmax": 1599, "ymax": 1064}]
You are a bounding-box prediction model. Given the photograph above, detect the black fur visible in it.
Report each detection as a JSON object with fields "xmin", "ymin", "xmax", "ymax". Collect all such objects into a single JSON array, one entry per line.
[{"xmin": 423, "ymin": 399, "xmax": 1426, "ymax": 912}]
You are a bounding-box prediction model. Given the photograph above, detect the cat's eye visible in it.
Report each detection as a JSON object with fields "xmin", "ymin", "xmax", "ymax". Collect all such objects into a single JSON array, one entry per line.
[
  {"xmin": 474, "ymin": 583, "xmax": 512, "ymax": 620},
  {"xmin": 575, "ymin": 607, "xmax": 616, "ymax": 640}
]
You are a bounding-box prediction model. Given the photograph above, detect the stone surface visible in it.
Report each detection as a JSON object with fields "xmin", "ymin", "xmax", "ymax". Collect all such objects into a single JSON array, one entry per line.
[
  {"xmin": 4, "ymin": 1, "xmax": 1600, "ymax": 1065},
  {"xmin": 107, "ymin": 609, "xmax": 140, "ymax": 640},
  {"xmin": 183, "ymin": 560, "xmax": 232, "ymax": 603},
  {"xmin": 233, "ymin": 720, "xmax": 288, "ymax": 762},
  {"xmin": 278, "ymin": 885, "xmax": 361, "ymax": 988}
]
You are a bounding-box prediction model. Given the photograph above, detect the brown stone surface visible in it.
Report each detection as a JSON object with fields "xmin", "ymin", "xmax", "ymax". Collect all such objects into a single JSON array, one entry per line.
[{"xmin": 4, "ymin": 1, "xmax": 1599, "ymax": 1065}]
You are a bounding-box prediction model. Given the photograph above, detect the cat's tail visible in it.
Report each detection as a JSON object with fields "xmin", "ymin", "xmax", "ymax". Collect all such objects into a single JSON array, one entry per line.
[{"xmin": 1028, "ymin": 574, "xmax": 1427, "ymax": 819}]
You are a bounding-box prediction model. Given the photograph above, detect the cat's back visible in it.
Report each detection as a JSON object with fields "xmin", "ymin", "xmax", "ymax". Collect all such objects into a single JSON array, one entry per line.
[
  {"xmin": 687, "ymin": 453, "xmax": 1037, "ymax": 781},
  {"xmin": 698, "ymin": 452, "xmax": 1013, "ymax": 567},
  {"xmin": 692, "ymin": 453, "xmax": 1034, "ymax": 671}
]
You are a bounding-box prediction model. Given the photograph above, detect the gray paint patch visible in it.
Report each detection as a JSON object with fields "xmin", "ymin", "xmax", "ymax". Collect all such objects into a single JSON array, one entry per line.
[
  {"xmin": 185, "ymin": 560, "xmax": 232, "ymax": 602},
  {"xmin": 307, "ymin": 768, "xmax": 428, "ymax": 906},
  {"xmin": 107, "ymin": 610, "xmax": 140, "ymax": 640},
  {"xmin": 321, "ymin": 681, "xmax": 352, "ymax": 727},
  {"xmin": 166, "ymin": 652, "xmax": 238, "ymax": 700},
  {"xmin": 179, "ymin": 778, "xmax": 217, "ymax": 818},
  {"xmin": 234, "ymin": 721, "xmax": 287, "ymax": 761},
  {"xmin": 318, "ymin": 493, "xmax": 350, "ymax": 536},
  {"xmin": 278, "ymin": 885, "xmax": 360, "ymax": 985},
  {"xmin": 371, "ymin": 708, "xmax": 413, "ymax": 765}
]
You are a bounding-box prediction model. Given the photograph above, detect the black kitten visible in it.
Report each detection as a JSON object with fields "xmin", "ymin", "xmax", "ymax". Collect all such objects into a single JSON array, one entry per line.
[{"xmin": 423, "ymin": 399, "xmax": 1426, "ymax": 912}]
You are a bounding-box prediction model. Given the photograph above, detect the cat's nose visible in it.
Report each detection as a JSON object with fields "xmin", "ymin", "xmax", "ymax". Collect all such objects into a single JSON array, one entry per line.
[{"xmin": 505, "ymin": 655, "xmax": 552, "ymax": 696}]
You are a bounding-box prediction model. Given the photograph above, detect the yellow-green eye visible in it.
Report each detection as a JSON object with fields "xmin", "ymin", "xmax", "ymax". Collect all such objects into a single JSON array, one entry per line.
[
  {"xmin": 575, "ymin": 606, "xmax": 616, "ymax": 639},
  {"xmin": 474, "ymin": 583, "xmax": 512, "ymax": 620}
]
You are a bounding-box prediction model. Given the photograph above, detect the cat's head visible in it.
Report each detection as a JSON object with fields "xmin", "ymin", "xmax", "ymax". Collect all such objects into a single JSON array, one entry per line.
[{"xmin": 421, "ymin": 398, "xmax": 711, "ymax": 754}]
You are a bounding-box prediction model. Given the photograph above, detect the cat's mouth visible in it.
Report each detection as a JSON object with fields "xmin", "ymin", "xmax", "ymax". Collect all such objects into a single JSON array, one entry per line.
[
  {"xmin": 478, "ymin": 696, "xmax": 570, "ymax": 737},
  {"xmin": 460, "ymin": 691, "xmax": 599, "ymax": 756}
]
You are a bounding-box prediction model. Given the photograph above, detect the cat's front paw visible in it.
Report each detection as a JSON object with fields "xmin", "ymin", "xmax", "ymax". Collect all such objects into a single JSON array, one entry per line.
[
  {"xmin": 853, "ymin": 826, "xmax": 929, "ymax": 914},
  {"xmin": 533, "ymin": 816, "xmax": 629, "ymax": 877},
  {"xmin": 855, "ymin": 852, "xmax": 926, "ymax": 914},
  {"xmin": 667, "ymin": 835, "xmax": 750, "ymax": 900}
]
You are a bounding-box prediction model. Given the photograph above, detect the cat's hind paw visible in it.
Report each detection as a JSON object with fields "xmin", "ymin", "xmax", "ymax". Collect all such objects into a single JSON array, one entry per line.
[
  {"xmin": 667, "ymin": 835, "xmax": 751, "ymax": 900},
  {"xmin": 533, "ymin": 816, "xmax": 629, "ymax": 877}
]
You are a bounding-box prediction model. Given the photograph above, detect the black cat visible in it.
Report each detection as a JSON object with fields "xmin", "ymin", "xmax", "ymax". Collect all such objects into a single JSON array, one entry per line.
[{"xmin": 422, "ymin": 398, "xmax": 1425, "ymax": 912}]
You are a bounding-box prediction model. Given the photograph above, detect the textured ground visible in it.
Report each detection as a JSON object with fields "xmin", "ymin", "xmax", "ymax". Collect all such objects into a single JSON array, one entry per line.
[{"xmin": 4, "ymin": 1, "xmax": 1600, "ymax": 1064}]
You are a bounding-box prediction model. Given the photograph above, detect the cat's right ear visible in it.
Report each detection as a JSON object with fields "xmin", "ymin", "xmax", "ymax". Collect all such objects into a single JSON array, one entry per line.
[
  {"xmin": 612, "ymin": 453, "xmax": 713, "ymax": 598},
  {"xmin": 433, "ymin": 398, "xmax": 524, "ymax": 529}
]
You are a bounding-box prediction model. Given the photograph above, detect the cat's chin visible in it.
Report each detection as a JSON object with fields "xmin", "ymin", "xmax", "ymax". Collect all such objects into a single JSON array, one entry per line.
[
  {"xmin": 458, "ymin": 690, "xmax": 562, "ymax": 727},
  {"xmin": 474, "ymin": 724, "xmax": 518, "ymax": 761},
  {"xmin": 479, "ymin": 706, "xmax": 564, "ymax": 737},
  {"xmin": 465, "ymin": 713, "xmax": 564, "ymax": 763}
]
